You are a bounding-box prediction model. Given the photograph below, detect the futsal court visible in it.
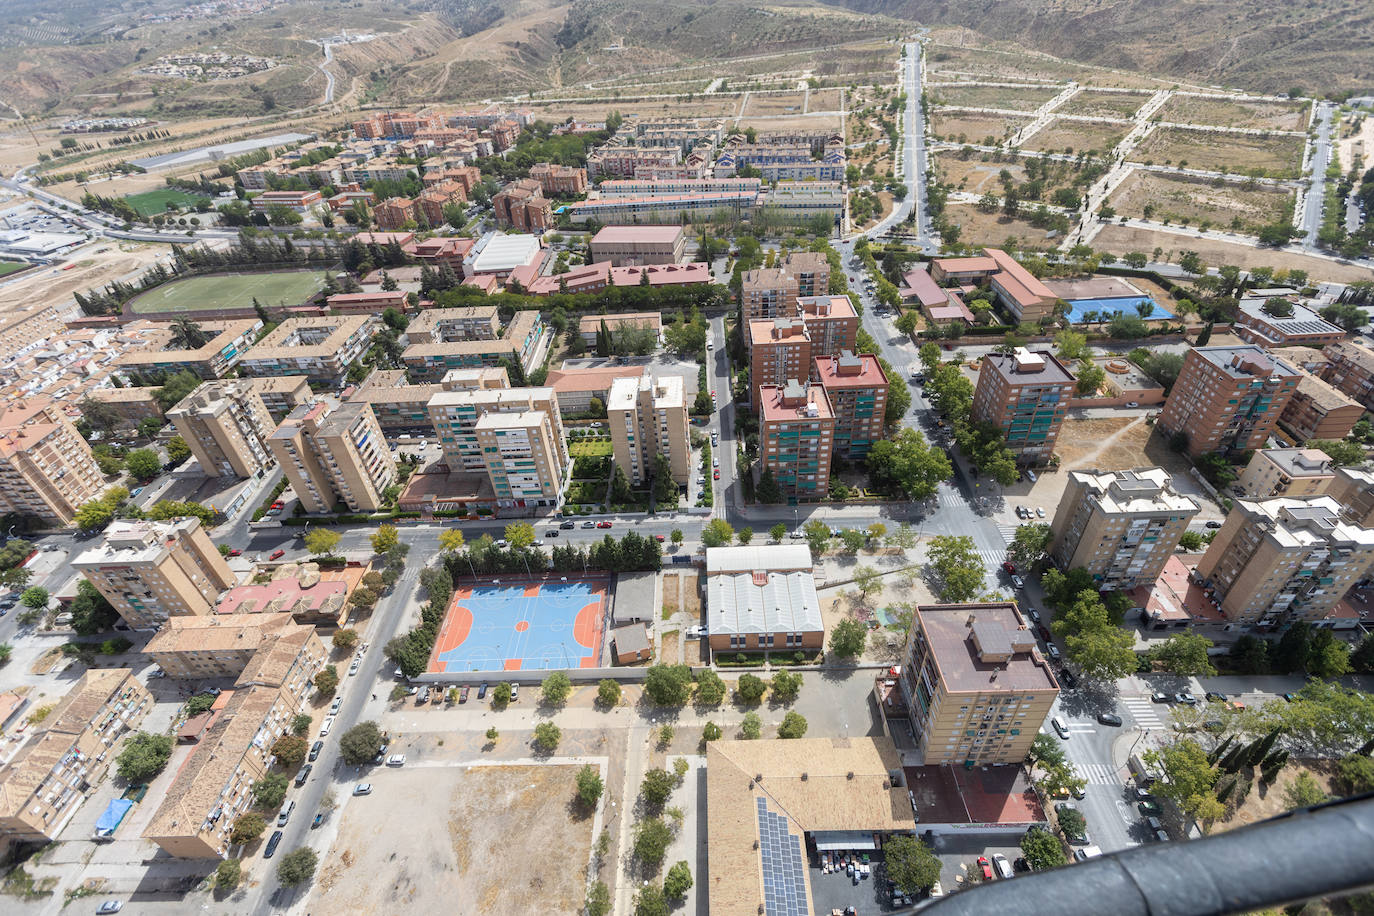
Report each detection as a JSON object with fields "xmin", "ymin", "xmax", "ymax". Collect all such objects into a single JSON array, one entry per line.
[{"xmin": 428, "ymin": 577, "xmax": 608, "ymax": 673}]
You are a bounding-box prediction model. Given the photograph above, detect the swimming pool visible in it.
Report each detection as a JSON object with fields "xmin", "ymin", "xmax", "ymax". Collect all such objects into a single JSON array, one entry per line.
[{"xmin": 1063, "ymin": 296, "xmax": 1174, "ymax": 323}]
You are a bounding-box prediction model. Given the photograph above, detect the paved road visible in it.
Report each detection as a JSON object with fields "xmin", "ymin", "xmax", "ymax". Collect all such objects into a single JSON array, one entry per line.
[
  {"xmin": 1301, "ymin": 102, "xmax": 1335, "ymax": 249},
  {"xmin": 866, "ymin": 41, "xmax": 935, "ymax": 252}
]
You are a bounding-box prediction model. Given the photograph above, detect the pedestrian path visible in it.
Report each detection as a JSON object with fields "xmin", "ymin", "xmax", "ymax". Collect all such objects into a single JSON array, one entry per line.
[
  {"xmin": 1078, "ymin": 762, "xmax": 1123, "ymax": 786},
  {"xmin": 975, "ymin": 548, "xmax": 1006, "ymax": 572},
  {"xmin": 997, "ymin": 525, "xmax": 1020, "ymax": 543},
  {"xmin": 1121, "ymin": 697, "xmax": 1166, "ymax": 729}
]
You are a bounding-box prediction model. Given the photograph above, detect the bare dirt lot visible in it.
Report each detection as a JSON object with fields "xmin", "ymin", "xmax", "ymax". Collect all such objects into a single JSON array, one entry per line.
[
  {"xmin": 743, "ymin": 91, "xmax": 810, "ymax": 118},
  {"xmin": 1129, "ymin": 127, "xmax": 1305, "ymax": 179},
  {"xmin": 1022, "ymin": 120, "xmax": 1126, "ymax": 155},
  {"xmin": 310, "ymin": 764, "xmax": 595, "ymax": 916},
  {"xmin": 1091, "ymin": 224, "xmax": 1374, "ymax": 284},
  {"xmin": 945, "ymin": 202, "xmax": 1064, "ymax": 251},
  {"xmin": 1156, "ymin": 96, "xmax": 1310, "ymax": 131},
  {"xmin": 931, "ymin": 84, "xmax": 1061, "ymax": 112},
  {"xmin": 1108, "ymin": 171, "xmax": 1295, "ymax": 235},
  {"xmin": 936, "ymin": 156, "xmax": 1028, "ymax": 194},
  {"xmin": 807, "ymin": 88, "xmax": 843, "ymax": 112},
  {"xmin": 1056, "ymin": 91, "xmax": 1149, "ymax": 120},
  {"xmin": 930, "ymin": 111, "xmax": 1032, "ymax": 145}
]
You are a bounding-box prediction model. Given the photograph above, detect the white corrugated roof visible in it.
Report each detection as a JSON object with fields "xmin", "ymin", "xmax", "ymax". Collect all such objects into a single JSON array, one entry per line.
[
  {"xmin": 705, "ymin": 545, "xmax": 812, "ymax": 575},
  {"xmin": 707, "ymin": 570, "xmax": 822, "ymax": 636}
]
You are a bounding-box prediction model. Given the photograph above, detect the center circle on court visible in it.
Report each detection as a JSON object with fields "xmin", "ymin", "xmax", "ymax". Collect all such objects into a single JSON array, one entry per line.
[{"xmin": 514, "ymin": 620, "xmax": 530, "ymax": 632}]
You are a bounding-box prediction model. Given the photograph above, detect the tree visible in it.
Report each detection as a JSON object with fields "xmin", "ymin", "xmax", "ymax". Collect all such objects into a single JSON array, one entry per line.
[
  {"xmin": 271, "ymin": 735, "xmax": 309, "ymax": 768},
  {"xmin": 491, "ymin": 681, "xmax": 513, "ymax": 707},
  {"xmin": 1064, "ymin": 619, "xmax": 1138, "ymax": 681},
  {"xmin": 741, "ymin": 712, "xmax": 762, "ymax": 739},
  {"xmin": 20, "ymin": 586, "xmax": 49, "ymax": 610},
  {"xmin": 438, "ymin": 529, "xmax": 466, "ymax": 554},
  {"xmin": 694, "ymin": 668, "xmax": 726, "ymax": 705},
  {"xmin": 215, "ymin": 857, "xmax": 242, "ymax": 890},
  {"xmin": 1334, "ymin": 754, "xmax": 1374, "ymax": 796},
  {"xmin": 277, "ymin": 847, "xmax": 318, "ymax": 887},
  {"xmin": 1178, "ymin": 530, "xmax": 1204, "ymax": 552},
  {"xmin": 577, "ymin": 764, "xmax": 604, "ymax": 807},
  {"xmin": 884, "ymin": 835, "xmax": 941, "ymax": 894},
  {"xmin": 770, "ymin": 669, "xmax": 803, "ymax": 701},
  {"xmin": 803, "ymin": 519, "xmax": 831, "ymax": 557},
  {"xmin": 1075, "ymin": 361, "xmax": 1105, "ymax": 396},
  {"xmin": 1151, "ymin": 633, "xmax": 1217, "ymax": 677},
  {"xmin": 1054, "ymin": 329, "xmax": 1090, "ymax": 361},
  {"xmin": 116, "ymin": 731, "xmax": 174, "ymax": 782},
  {"xmin": 229, "ymin": 812, "xmax": 267, "ymax": 845},
  {"xmin": 866, "ymin": 428, "xmax": 952, "ymax": 500},
  {"xmin": 252, "ymin": 773, "xmax": 290, "ymax": 810},
  {"xmin": 777, "ymin": 710, "xmax": 808, "ymax": 738},
  {"xmin": 1308, "ymin": 629, "xmax": 1351, "ymax": 678},
  {"xmin": 634, "ymin": 817, "xmax": 673, "ymax": 866},
  {"xmin": 291, "ymin": 713, "xmax": 312, "ymax": 736},
  {"xmin": 644, "ymin": 664, "xmax": 693, "ymax": 706},
  {"xmin": 1307, "ymin": 438, "xmax": 1366, "ymax": 466},
  {"xmin": 839, "ymin": 528, "xmax": 867, "ymax": 553},
  {"xmin": 370, "ymin": 524, "xmax": 399, "ymax": 555},
  {"xmin": 597, "ymin": 679, "xmax": 622, "ymax": 707},
  {"xmin": 1273, "ymin": 621, "xmax": 1313, "ymax": 674},
  {"xmin": 635, "ymin": 885, "xmax": 670, "ymax": 916},
  {"xmin": 829, "ymin": 618, "xmax": 868, "ymax": 659},
  {"xmin": 314, "ymin": 665, "xmax": 339, "ymax": 697},
  {"xmin": 304, "ymin": 528, "xmax": 341, "ymax": 558},
  {"xmin": 700, "ymin": 518, "xmax": 734, "ymax": 548},
  {"xmin": 165, "ymin": 435, "xmax": 191, "ymax": 466},
  {"xmin": 187, "ymin": 693, "xmax": 217, "ymax": 715},
  {"xmin": 1145, "ymin": 739, "xmax": 1223, "ymax": 821},
  {"xmin": 703, "ymin": 721, "xmax": 723, "ymax": 742},
  {"xmin": 770, "ymin": 522, "xmax": 787, "ymax": 543},
  {"xmin": 1020, "ymin": 826, "xmax": 1067, "ymax": 870},
  {"xmin": 541, "ymin": 671, "xmax": 572, "ymax": 706},
  {"xmin": 1007, "ymin": 523, "xmax": 1053, "ymax": 569},
  {"xmin": 505, "ymin": 522, "xmax": 536, "ymax": 549},
  {"xmin": 533, "ymin": 721, "xmax": 562, "ymax": 751},
  {"xmin": 1057, "ymin": 806, "xmax": 1088, "ymax": 840},
  {"xmin": 664, "ymin": 861, "xmax": 693, "ymax": 900},
  {"xmin": 737, "ymin": 526, "xmax": 754, "ymax": 545},
  {"xmin": 587, "ymin": 881, "xmax": 611, "ymax": 916},
  {"xmin": 1229, "ymin": 634, "xmax": 1271, "ymax": 675},
  {"xmin": 339, "ymin": 721, "xmax": 383, "ymax": 765},
  {"xmin": 642, "ymin": 768, "xmax": 676, "ymax": 807},
  {"xmin": 1284, "ymin": 771, "xmax": 1329, "ymax": 810},
  {"xmin": 736, "ymin": 673, "xmax": 767, "ymax": 704},
  {"xmin": 332, "ymin": 628, "xmax": 360, "ymax": 651},
  {"xmin": 123, "ymin": 448, "xmax": 162, "ymax": 480},
  {"xmin": 925, "ymin": 535, "xmax": 985, "ymax": 602}
]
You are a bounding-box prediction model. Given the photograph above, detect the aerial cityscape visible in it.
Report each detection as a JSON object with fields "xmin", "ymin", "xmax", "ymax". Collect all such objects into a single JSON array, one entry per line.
[{"xmin": 0, "ymin": 1, "xmax": 1372, "ymax": 914}]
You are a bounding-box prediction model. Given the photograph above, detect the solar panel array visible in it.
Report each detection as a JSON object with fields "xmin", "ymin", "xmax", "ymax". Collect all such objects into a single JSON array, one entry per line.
[{"xmin": 756, "ymin": 796, "xmax": 810, "ymax": 916}]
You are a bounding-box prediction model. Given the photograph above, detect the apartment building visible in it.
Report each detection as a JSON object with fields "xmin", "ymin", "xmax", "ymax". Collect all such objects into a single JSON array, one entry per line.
[
  {"xmin": 740, "ymin": 252, "xmax": 831, "ymax": 325},
  {"xmin": 117, "ymin": 319, "xmax": 262, "ymax": 379},
  {"xmin": 588, "ymin": 225, "xmax": 686, "ymax": 266},
  {"xmin": 345, "ymin": 369, "xmax": 444, "ymax": 433},
  {"xmin": 244, "ymin": 376, "xmax": 311, "ymax": 420},
  {"xmin": 88, "ymin": 387, "xmax": 163, "ymax": 424},
  {"xmin": 1278, "ymin": 374, "xmax": 1363, "ymax": 442},
  {"xmin": 0, "ymin": 669, "xmax": 151, "ymax": 843},
  {"xmin": 143, "ymin": 627, "xmax": 325, "ymax": 859},
  {"xmin": 268, "ymin": 398, "xmax": 396, "ymax": 513},
  {"xmin": 325, "ymin": 290, "xmax": 407, "ymax": 315},
  {"xmin": 578, "ymin": 312, "xmax": 662, "ymax": 347},
  {"xmin": 1237, "ymin": 448, "xmax": 1334, "ymax": 498},
  {"xmin": 758, "ymin": 381, "xmax": 834, "ymax": 499},
  {"xmin": 972, "ymin": 348, "xmax": 1075, "ymax": 464},
  {"xmin": 713, "ymin": 144, "xmax": 845, "ymax": 182},
  {"xmin": 761, "ymin": 181, "xmax": 846, "ymax": 221},
  {"xmin": 596, "ymin": 178, "xmax": 760, "ymax": 198},
  {"xmin": 1158, "ymin": 346, "xmax": 1302, "ymax": 457},
  {"xmin": 586, "ymin": 146, "xmax": 682, "ymax": 180},
  {"xmin": 427, "ymin": 381, "xmax": 568, "ymax": 507},
  {"xmin": 402, "ymin": 310, "xmax": 543, "ymax": 382},
  {"xmin": 749, "ymin": 318, "xmax": 811, "ymax": 405},
  {"xmin": 1195, "ymin": 496, "xmax": 1374, "ymax": 626},
  {"xmin": 1320, "ymin": 339, "xmax": 1374, "ymax": 410},
  {"xmin": 373, "ymin": 197, "xmax": 417, "ymax": 230},
  {"xmin": 248, "ymin": 190, "xmax": 322, "ymax": 214},
  {"xmin": 167, "ymin": 379, "xmax": 276, "ymax": 478},
  {"xmin": 608, "ymin": 373, "xmax": 690, "ymax": 486},
  {"xmin": 492, "ymin": 179, "xmax": 553, "ymax": 232},
  {"xmin": 1049, "ymin": 468, "xmax": 1200, "ymax": 590},
  {"xmin": 796, "ymin": 295, "xmax": 858, "ymax": 360},
  {"xmin": 529, "ymin": 163, "xmax": 588, "ymax": 196},
  {"xmin": 565, "ymin": 190, "xmax": 757, "ymax": 225},
  {"xmin": 144, "ymin": 612, "xmax": 301, "ymax": 679},
  {"xmin": 546, "ymin": 365, "xmax": 646, "ymax": 414},
  {"xmin": 0, "ymin": 398, "xmax": 106, "ymax": 526},
  {"xmin": 73, "ymin": 518, "xmax": 236, "ymax": 630},
  {"xmin": 238, "ymin": 315, "xmax": 379, "ymax": 383},
  {"xmin": 417, "ymin": 180, "xmax": 467, "ymax": 227},
  {"xmin": 1326, "ymin": 466, "xmax": 1374, "ymax": 527},
  {"xmin": 897, "ymin": 602, "xmax": 1059, "ymax": 766},
  {"xmin": 403, "ymin": 306, "xmax": 500, "ymax": 345},
  {"xmin": 814, "ymin": 351, "xmax": 888, "ymax": 459}
]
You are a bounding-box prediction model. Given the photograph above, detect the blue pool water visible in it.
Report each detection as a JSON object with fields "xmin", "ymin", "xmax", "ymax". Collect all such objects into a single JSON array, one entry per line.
[{"xmin": 1063, "ymin": 296, "xmax": 1174, "ymax": 323}]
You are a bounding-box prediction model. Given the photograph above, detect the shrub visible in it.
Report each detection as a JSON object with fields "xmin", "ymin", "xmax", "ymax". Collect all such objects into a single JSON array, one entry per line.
[
  {"xmin": 533, "ymin": 721, "xmax": 561, "ymax": 751},
  {"xmin": 642, "ymin": 768, "xmax": 676, "ymax": 807},
  {"xmin": 736, "ymin": 673, "xmax": 767, "ymax": 704},
  {"xmin": 229, "ymin": 812, "xmax": 266, "ymax": 845},
  {"xmin": 338, "ymin": 721, "xmax": 383, "ymax": 765},
  {"xmin": 276, "ymin": 847, "xmax": 318, "ymax": 886},
  {"xmin": 576, "ymin": 764, "xmax": 604, "ymax": 807},
  {"xmin": 115, "ymin": 732, "xmax": 174, "ymax": 782},
  {"xmin": 778, "ymin": 711, "xmax": 808, "ymax": 739},
  {"xmin": 215, "ymin": 858, "xmax": 242, "ymax": 890},
  {"xmin": 597, "ymin": 679, "xmax": 622, "ymax": 707}
]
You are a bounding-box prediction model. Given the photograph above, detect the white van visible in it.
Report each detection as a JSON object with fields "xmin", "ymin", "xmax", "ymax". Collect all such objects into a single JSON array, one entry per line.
[{"xmin": 1051, "ymin": 716, "xmax": 1070, "ymax": 739}]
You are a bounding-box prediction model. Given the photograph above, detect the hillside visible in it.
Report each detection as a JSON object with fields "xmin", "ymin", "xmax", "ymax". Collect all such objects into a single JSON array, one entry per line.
[{"xmin": 818, "ymin": 0, "xmax": 1374, "ymax": 96}]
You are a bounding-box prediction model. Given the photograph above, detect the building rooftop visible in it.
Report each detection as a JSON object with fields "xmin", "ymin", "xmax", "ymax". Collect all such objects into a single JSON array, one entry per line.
[
  {"xmin": 546, "ymin": 365, "xmax": 645, "ymax": 394},
  {"xmin": 707, "ymin": 568, "xmax": 822, "ymax": 636},
  {"xmin": 706, "ymin": 545, "xmax": 813, "ymax": 574},
  {"xmin": 214, "ymin": 564, "xmax": 353, "ymax": 619},
  {"xmin": 814, "ymin": 351, "xmax": 887, "ymax": 389},
  {"xmin": 1236, "ymin": 495, "xmax": 1374, "ymax": 550},
  {"xmin": 144, "ymin": 613, "xmax": 299, "ymax": 655},
  {"xmin": 1293, "ymin": 373, "xmax": 1360, "ymax": 412},
  {"xmin": 1253, "ymin": 448, "xmax": 1334, "ymax": 478},
  {"xmin": 474, "ymin": 409, "xmax": 545, "ymax": 430},
  {"xmin": 1068, "ymin": 467, "xmax": 1199, "ymax": 515},
  {"xmin": 1127, "ymin": 555, "xmax": 1226, "ymax": 624},
  {"xmin": 983, "ymin": 348, "xmax": 1075, "ymax": 386},
  {"xmin": 244, "ymin": 315, "xmax": 373, "ymax": 360},
  {"xmin": 899, "ymin": 267, "xmax": 952, "ymax": 307},
  {"xmin": 758, "ymin": 382, "xmax": 833, "ymax": 423},
  {"xmin": 916, "ymin": 602, "xmax": 1060, "ymax": 693},
  {"xmin": 577, "ymin": 312, "xmax": 662, "ymax": 334},
  {"xmin": 427, "ymin": 384, "xmax": 554, "ymax": 411},
  {"xmin": 72, "ymin": 518, "xmax": 204, "ymax": 568},
  {"xmin": 796, "ymin": 295, "xmax": 857, "ymax": 320},
  {"xmin": 466, "ymin": 233, "xmax": 542, "ymax": 273},
  {"xmin": 118, "ymin": 319, "xmax": 262, "ymax": 369},
  {"xmin": 932, "ymin": 255, "xmax": 998, "ymax": 274},
  {"xmin": 1238, "ymin": 297, "xmax": 1343, "ymax": 340},
  {"xmin": 607, "ymin": 372, "xmax": 684, "ymax": 412},
  {"xmin": 1192, "ymin": 345, "xmax": 1301, "ymax": 380},
  {"xmin": 590, "ymin": 225, "xmax": 683, "ymax": 244},
  {"xmin": 1324, "ymin": 339, "xmax": 1374, "ymax": 371}
]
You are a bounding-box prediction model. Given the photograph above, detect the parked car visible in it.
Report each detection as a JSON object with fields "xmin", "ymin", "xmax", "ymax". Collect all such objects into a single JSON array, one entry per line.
[
  {"xmin": 977, "ymin": 856, "xmax": 994, "ymax": 880},
  {"xmin": 1151, "ymin": 692, "xmax": 1172, "ymax": 704},
  {"xmin": 386, "ymin": 754, "xmax": 406, "ymax": 767},
  {"xmin": 686, "ymin": 625, "xmax": 706, "ymax": 638},
  {"xmin": 96, "ymin": 903, "xmax": 123, "ymax": 915},
  {"xmin": 477, "ymin": 683, "xmax": 489, "ymax": 700},
  {"xmin": 294, "ymin": 764, "xmax": 312, "ymax": 787},
  {"xmin": 560, "ymin": 520, "xmax": 575, "ymax": 529},
  {"xmin": 789, "ymin": 530, "xmax": 805, "ymax": 539},
  {"xmin": 1060, "ymin": 668, "xmax": 1078, "ymax": 689},
  {"xmin": 509, "ymin": 683, "xmax": 519, "ymax": 702},
  {"xmin": 1097, "ymin": 713, "xmax": 1123, "ymax": 727},
  {"xmin": 1205, "ymin": 691, "xmax": 1227, "ymax": 703},
  {"xmin": 493, "ymin": 539, "xmax": 509, "ymax": 548},
  {"xmin": 226, "ymin": 548, "xmax": 242, "ymax": 557},
  {"xmin": 352, "ymin": 784, "xmax": 372, "ymax": 796},
  {"xmin": 581, "ymin": 520, "xmax": 596, "ymax": 528},
  {"xmin": 544, "ymin": 529, "xmax": 559, "ymax": 538},
  {"xmin": 991, "ymin": 853, "xmax": 1015, "ymax": 880},
  {"xmin": 654, "ymin": 534, "xmax": 666, "ymax": 542},
  {"xmin": 1011, "ymin": 575, "xmax": 1025, "ymax": 589},
  {"xmin": 1037, "ymin": 624, "xmax": 1053, "ymax": 642},
  {"xmin": 319, "ymin": 716, "xmax": 335, "ymax": 737},
  {"xmin": 264, "ymin": 830, "xmax": 283, "ymax": 857},
  {"xmin": 596, "ymin": 521, "xmax": 613, "ymax": 529},
  {"xmin": 348, "ymin": 660, "xmax": 360, "ymax": 676},
  {"xmin": 1001, "ymin": 561, "xmax": 1016, "ymax": 574},
  {"xmin": 459, "ymin": 685, "xmax": 470, "ymax": 703},
  {"xmin": 1051, "ymin": 716, "xmax": 1070, "ymax": 739},
  {"xmin": 330, "ymin": 697, "xmax": 341, "ymax": 715},
  {"xmin": 1027, "ymin": 607, "xmax": 1041, "ymax": 623},
  {"xmin": 309, "ymin": 740, "xmax": 323, "ymax": 762},
  {"xmin": 1175, "ymin": 692, "xmax": 1197, "ymax": 705},
  {"xmin": 1046, "ymin": 643, "xmax": 1061, "ymax": 661},
  {"xmin": 1036, "ymin": 507, "xmax": 1046, "ymax": 518},
  {"xmin": 1138, "ymin": 799, "xmax": 1163, "ymax": 817},
  {"xmin": 269, "ymin": 549, "xmax": 285, "ymax": 560},
  {"xmin": 1205, "ymin": 521, "xmax": 1223, "ymax": 529},
  {"xmin": 277, "ymin": 800, "xmax": 295, "ymax": 826}
]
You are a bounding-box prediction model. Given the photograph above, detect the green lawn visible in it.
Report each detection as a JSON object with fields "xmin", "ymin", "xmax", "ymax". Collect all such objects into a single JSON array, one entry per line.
[
  {"xmin": 568, "ymin": 439, "xmax": 614, "ymax": 458},
  {"xmin": 127, "ymin": 271, "xmax": 328, "ymax": 315},
  {"xmin": 122, "ymin": 188, "xmax": 213, "ymax": 218},
  {"xmin": 0, "ymin": 261, "xmax": 28, "ymax": 277}
]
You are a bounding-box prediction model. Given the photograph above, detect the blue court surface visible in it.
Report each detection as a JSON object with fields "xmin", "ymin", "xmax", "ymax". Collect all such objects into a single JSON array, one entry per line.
[
  {"xmin": 429, "ymin": 579, "xmax": 607, "ymax": 673},
  {"xmin": 1064, "ymin": 296, "xmax": 1174, "ymax": 323}
]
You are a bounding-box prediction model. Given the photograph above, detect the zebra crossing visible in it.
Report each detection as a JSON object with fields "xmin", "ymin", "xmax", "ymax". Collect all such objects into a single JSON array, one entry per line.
[
  {"xmin": 1076, "ymin": 762, "xmax": 1123, "ymax": 786},
  {"xmin": 997, "ymin": 525, "xmax": 1021, "ymax": 544},
  {"xmin": 1122, "ymin": 697, "xmax": 1166, "ymax": 729}
]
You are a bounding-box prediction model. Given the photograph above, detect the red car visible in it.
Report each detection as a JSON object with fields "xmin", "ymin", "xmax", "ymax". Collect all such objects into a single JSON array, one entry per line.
[
  {"xmin": 713, "ymin": 470, "xmax": 720, "ymax": 480},
  {"xmin": 1001, "ymin": 561, "xmax": 1016, "ymax": 574},
  {"xmin": 654, "ymin": 534, "xmax": 665, "ymax": 542},
  {"xmin": 269, "ymin": 549, "xmax": 285, "ymax": 560},
  {"xmin": 227, "ymin": 548, "xmax": 242, "ymax": 557},
  {"xmin": 1038, "ymin": 624, "xmax": 1053, "ymax": 642},
  {"xmin": 977, "ymin": 856, "xmax": 994, "ymax": 880},
  {"xmin": 596, "ymin": 521, "xmax": 613, "ymax": 529},
  {"xmin": 271, "ymin": 501, "xmax": 284, "ymax": 510}
]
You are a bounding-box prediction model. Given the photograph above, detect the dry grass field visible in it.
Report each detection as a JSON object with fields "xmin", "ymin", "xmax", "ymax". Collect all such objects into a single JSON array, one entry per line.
[
  {"xmin": 931, "ymin": 84, "xmax": 1061, "ymax": 111},
  {"xmin": 1128, "ymin": 127, "xmax": 1306, "ymax": 178},
  {"xmin": 743, "ymin": 91, "xmax": 811, "ymax": 117},
  {"xmin": 1156, "ymin": 95, "xmax": 1310, "ymax": 131},
  {"xmin": 929, "ymin": 111, "xmax": 1033, "ymax": 144},
  {"xmin": 1056, "ymin": 90, "xmax": 1150, "ymax": 119},
  {"xmin": 944, "ymin": 202, "xmax": 1063, "ymax": 251},
  {"xmin": 936, "ymin": 156, "xmax": 1030, "ymax": 193},
  {"xmin": 1021, "ymin": 120, "xmax": 1126, "ymax": 155},
  {"xmin": 1091, "ymin": 224, "xmax": 1374, "ymax": 284},
  {"xmin": 1108, "ymin": 171, "xmax": 1296, "ymax": 233}
]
